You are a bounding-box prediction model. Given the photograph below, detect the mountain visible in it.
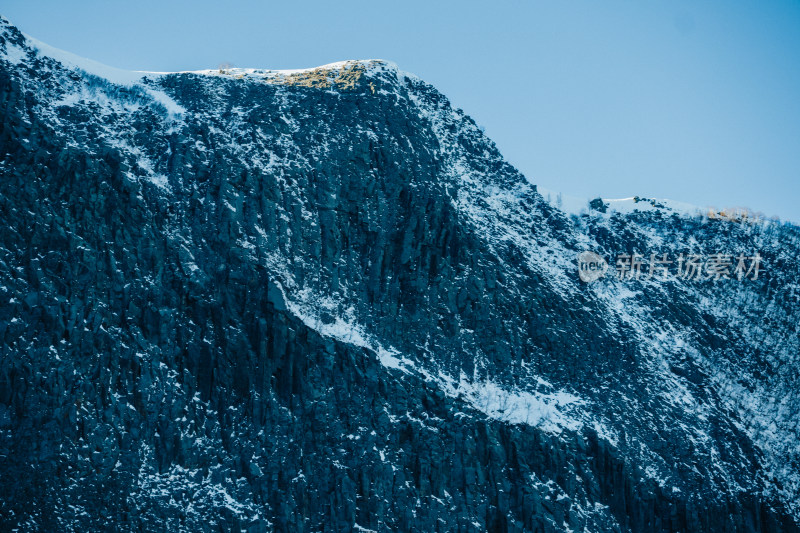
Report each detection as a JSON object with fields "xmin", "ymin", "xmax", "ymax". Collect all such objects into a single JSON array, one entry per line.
[{"xmin": 1, "ymin": 16, "xmax": 798, "ymax": 532}]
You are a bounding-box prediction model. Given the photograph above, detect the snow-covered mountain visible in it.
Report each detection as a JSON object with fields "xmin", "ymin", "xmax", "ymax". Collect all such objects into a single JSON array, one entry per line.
[{"xmin": 1, "ymin": 16, "xmax": 798, "ymax": 532}]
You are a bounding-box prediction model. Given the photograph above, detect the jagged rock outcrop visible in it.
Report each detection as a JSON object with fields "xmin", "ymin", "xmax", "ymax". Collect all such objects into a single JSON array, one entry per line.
[{"xmin": 1, "ymin": 16, "xmax": 798, "ymax": 532}]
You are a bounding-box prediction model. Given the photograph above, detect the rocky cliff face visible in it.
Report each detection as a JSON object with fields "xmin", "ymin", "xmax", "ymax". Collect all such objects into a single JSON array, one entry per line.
[{"xmin": 1, "ymin": 16, "xmax": 798, "ymax": 532}]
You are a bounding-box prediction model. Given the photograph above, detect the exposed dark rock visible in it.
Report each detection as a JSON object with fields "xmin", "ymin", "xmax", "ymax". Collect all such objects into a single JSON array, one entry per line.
[{"xmin": 0, "ymin": 16, "xmax": 798, "ymax": 532}]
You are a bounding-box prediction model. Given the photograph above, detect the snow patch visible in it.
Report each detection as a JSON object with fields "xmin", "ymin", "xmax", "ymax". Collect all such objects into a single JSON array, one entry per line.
[{"xmin": 278, "ymin": 281, "xmax": 585, "ymax": 434}]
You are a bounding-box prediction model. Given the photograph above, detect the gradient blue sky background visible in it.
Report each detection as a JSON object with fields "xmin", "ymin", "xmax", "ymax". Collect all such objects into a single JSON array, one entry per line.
[{"xmin": 4, "ymin": 1, "xmax": 800, "ymax": 221}]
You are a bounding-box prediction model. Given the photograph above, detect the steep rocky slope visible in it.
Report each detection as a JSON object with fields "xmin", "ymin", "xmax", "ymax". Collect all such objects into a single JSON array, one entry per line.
[{"xmin": 1, "ymin": 16, "xmax": 798, "ymax": 532}]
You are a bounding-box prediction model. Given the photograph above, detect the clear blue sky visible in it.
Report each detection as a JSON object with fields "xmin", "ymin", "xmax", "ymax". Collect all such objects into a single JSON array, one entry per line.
[{"xmin": 4, "ymin": 1, "xmax": 800, "ymax": 222}]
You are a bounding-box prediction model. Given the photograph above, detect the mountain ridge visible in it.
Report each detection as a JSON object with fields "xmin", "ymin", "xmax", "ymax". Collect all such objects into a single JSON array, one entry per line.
[{"xmin": 1, "ymin": 15, "xmax": 799, "ymax": 532}]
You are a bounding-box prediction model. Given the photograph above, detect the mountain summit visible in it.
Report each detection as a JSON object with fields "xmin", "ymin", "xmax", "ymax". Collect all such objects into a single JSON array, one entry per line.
[{"xmin": 1, "ymin": 16, "xmax": 798, "ymax": 532}]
